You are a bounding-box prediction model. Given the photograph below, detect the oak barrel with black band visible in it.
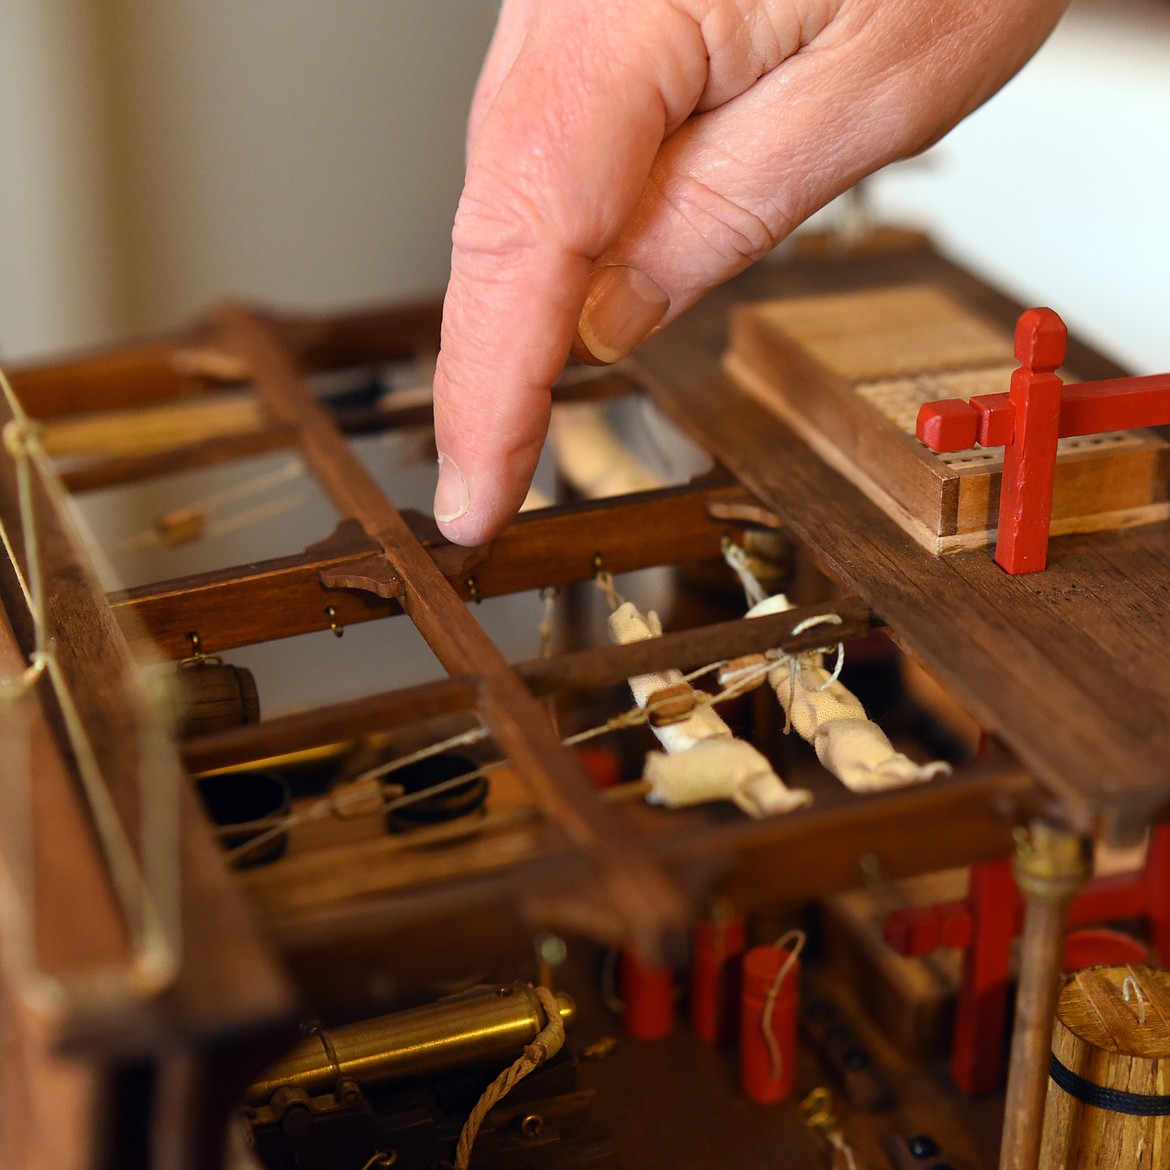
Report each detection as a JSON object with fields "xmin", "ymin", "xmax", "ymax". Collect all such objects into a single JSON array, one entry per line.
[{"xmin": 1040, "ymin": 964, "xmax": 1170, "ymax": 1168}]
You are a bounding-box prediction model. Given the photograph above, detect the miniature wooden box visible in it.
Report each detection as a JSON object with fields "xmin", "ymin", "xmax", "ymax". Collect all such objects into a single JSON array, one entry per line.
[{"xmin": 724, "ymin": 284, "xmax": 1170, "ymax": 554}]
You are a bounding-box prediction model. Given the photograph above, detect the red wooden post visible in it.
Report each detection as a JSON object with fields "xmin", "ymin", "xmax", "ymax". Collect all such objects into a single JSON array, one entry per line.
[
  {"xmin": 948, "ymin": 856, "xmax": 1018, "ymax": 1095},
  {"xmin": 739, "ymin": 945, "xmax": 800, "ymax": 1103},
  {"xmin": 1145, "ymin": 823, "xmax": 1170, "ymax": 963},
  {"xmin": 620, "ymin": 950, "xmax": 675, "ymax": 1040},
  {"xmin": 994, "ymin": 308, "xmax": 1067, "ymax": 574},
  {"xmin": 690, "ymin": 909, "xmax": 745, "ymax": 1045},
  {"xmin": 917, "ymin": 307, "xmax": 1170, "ymax": 575}
]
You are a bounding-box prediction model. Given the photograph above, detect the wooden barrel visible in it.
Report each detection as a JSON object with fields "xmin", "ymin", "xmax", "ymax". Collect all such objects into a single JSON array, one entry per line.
[
  {"xmin": 176, "ymin": 659, "xmax": 260, "ymax": 739},
  {"xmin": 1039, "ymin": 965, "xmax": 1170, "ymax": 1168}
]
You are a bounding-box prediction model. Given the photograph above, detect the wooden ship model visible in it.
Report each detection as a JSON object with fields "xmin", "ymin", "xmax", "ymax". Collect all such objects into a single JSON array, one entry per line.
[{"xmin": 2, "ymin": 229, "xmax": 1168, "ymax": 1170}]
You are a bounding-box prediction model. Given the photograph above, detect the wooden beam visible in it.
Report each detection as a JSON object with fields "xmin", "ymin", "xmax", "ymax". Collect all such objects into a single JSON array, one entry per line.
[
  {"xmin": 181, "ymin": 675, "xmax": 479, "ymax": 774},
  {"xmin": 60, "ymin": 424, "xmax": 299, "ymax": 493},
  {"xmin": 516, "ymin": 596, "xmax": 875, "ymax": 697},
  {"xmin": 253, "ymin": 757, "xmax": 1040, "ymax": 1019},
  {"xmin": 178, "ymin": 597, "xmax": 874, "ymax": 774},
  {"xmin": 110, "ymin": 480, "xmax": 759, "ymax": 659},
  {"xmin": 646, "ymin": 758, "xmax": 1039, "ymax": 907},
  {"xmin": 0, "ymin": 382, "xmax": 297, "ymax": 1060}
]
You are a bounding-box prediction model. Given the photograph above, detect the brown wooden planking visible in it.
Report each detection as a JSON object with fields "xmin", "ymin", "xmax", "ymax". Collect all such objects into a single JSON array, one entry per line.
[
  {"xmin": 262, "ymin": 299, "xmax": 443, "ymax": 371},
  {"xmin": 243, "ymin": 756, "xmax": 1030, "ymax": 929},
  {"xmin": 215, "ymin": 305, "xmax": 690, "ymax": 951},
  {"xmin": 0, "ymin": 612, "xmax": 131, "ymax": 987},
  {"xmin": 630, "ymin": 243, "xmax": 1170, "ymax": 832},
  {"xmin": 110, "ymin": 480, "xmax": 759, "ymax": 659},
  {"xmin": 639, "ymin": 758, "xmax": 1036, "ymax": 907},
  {"xmin": 6, "ymin": 302, "xmax": 443, "ymax": 421},
  {"xmin": 58, "ymin": 371, "xmax": 640, "ymax": 494},
  {"xmin": 8, "ymin": 338, "xmax": 211, "ymax": 419},
  {"xmin": 0, "ymin": 399, "xmax": 296, "ymax": 1059},
  {"xmin": 238, "ymin": 811, "xmax": 553, "ymax": 919},
  {"xmin": 650, "ymin": 361, "xmax": 1161, "ymax": 828},
  {"xmin": 514, "ymin": 595, "xmax": 874, "ymax": 697},
  {"xmin": 0, "ymin": 391, "xmax": 149, "ymax": 834},
  {"xmin": 253, "ymin": 758, "xmax": 1038, "ymax": 1021}
]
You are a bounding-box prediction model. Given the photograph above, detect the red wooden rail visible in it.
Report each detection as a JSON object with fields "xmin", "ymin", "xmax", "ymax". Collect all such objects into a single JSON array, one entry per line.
[{"xmin": 916, "ymin": 308, "xmax": 1170, "ymax": 573}]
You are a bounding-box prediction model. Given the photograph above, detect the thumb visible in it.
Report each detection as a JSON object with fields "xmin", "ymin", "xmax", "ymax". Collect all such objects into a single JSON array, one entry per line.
[{"xmin": 573, "ymin": 0, "xmax": 1066, "ymax": 359}]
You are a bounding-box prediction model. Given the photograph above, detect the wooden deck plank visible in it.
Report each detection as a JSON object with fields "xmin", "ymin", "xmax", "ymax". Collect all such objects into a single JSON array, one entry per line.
[{"xmin": 630, "ymin": 244, "xmax": 1170, "ymax": 834}]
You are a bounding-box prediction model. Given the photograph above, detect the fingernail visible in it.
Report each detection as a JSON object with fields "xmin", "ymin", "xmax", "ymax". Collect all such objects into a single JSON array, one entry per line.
[
  {"xmin": 434, "ymin": 453, "xmax": 469, "ymax": 523},
  {"xmin": 572, "ymin": 265, "xmax": 670, "ymax": 365}
]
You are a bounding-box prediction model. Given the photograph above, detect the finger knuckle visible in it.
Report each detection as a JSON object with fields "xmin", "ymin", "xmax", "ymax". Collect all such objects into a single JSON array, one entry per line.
[{"xmin": 654, "ymin": 170, "xmax": 786, "ymax": 265}]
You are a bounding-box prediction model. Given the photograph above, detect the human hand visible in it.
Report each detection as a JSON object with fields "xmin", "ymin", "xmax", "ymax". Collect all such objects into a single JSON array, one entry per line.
[{"xmin": 432, "ymin": 0, "xmax": 1067, "ymax": 545}]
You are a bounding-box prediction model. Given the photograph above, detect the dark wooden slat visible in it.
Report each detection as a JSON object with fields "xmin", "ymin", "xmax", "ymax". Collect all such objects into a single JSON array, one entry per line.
[
  {"xmin": 8, "ymin": 337, "xmax": 210, "ymax": 419},
  {"xmin": 179, "ymin": 598, "xmax": 873, "ymax": 774},
  {"xmin": 515, "ymin": 596, "xmax": 875, "ymax": 696},
  {"xmin": 111, "ymin": 536, "xmax": 393, "ymax": 658},
  {"xmin": 110, "ymin": 480, "xmax": 756, "ymax": 659},
  {"xmin": 645, "ymin": 757, "xmax": 1039, "ymax": 908},
  {"xmin": 331, "ymin": 369, "xmax": 641, "ymax": 436},
  {"xmin": 630, "ymin": 244, "xmax": 1170, "ymax": 834},
  {"xmin": 7, "ymin": 302, "xmax": 443, "ymax": 421},
  {"xmin": 181, "ymin": 675, "xmax": 478, "ymax": 774},
  {"xmin": 265, "ymin": 300, "xmax": 444, "ymax": 370},
  {"xmin": 216, "ymin": 305, "xmax": 689, "ymax": 950}
]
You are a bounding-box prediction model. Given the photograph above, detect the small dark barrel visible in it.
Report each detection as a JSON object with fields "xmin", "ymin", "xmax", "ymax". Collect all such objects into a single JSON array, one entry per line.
[
  {"xmin": 176, "ymin": 659, "xmax": 260, "ymax": 739},
  {"xmin": 385, "ymin": 753, "xmax": 488, "ymax": 834},
  {"xmin": 196, "ymin": 770, "xmax": 290, "ymax": 867}
]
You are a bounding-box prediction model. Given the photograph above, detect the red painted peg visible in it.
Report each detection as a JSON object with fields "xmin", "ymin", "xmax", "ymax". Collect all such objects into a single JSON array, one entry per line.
[
  {"xmin": 691, "ymin": 908, "xmax": 746, "ymax": 1045},
  {"xmin": 739, "ymin": 942, "xmax": 801, "ymax": 1103},
  {"xmin": 995, "ymin": 308, "xmax": 1067, "ymax": 574}
]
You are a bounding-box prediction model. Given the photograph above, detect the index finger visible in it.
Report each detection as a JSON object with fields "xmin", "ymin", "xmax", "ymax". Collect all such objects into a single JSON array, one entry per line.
[{"xmin": 431, "ymin": 1, "xmax": 705, "ymax": 545}]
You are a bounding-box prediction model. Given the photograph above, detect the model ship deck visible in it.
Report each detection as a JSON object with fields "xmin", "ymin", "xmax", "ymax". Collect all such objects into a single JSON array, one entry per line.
[
  {"xmin": 723, "ymin": 283, "xmax": 1169, "ymax": 554},
  {"xmin": 632, "ymin": 241, "xmax": 1170, "ymax": 838},
  {"xmin": 2, "ymin": 233, "xmax": 1166, "ymax": 1170}
]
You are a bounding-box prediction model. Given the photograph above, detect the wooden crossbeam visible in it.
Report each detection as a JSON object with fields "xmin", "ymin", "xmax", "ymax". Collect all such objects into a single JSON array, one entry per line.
[
  {"xmin": 180, "ymin": 597, "xmax": 875, "ymax": 774},
  {"xmin": 110, "ymin": 479, "xmax": 759, "ymax": 658}
]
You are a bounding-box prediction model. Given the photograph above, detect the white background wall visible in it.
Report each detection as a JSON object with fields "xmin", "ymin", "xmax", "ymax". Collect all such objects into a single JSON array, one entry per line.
[
  {"xmin": 868, "ymin": 0, "xmax": 1170, "ymax": 375},
  {"xmin": 0, "ymin": 1, "xmax": 499, "ymax": 358}
]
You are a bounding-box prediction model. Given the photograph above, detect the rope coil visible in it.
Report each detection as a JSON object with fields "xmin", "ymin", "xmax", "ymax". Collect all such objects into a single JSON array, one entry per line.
[{"xmin": 454, "ymin": 986, "xmax": 565, "ymax": 1169}]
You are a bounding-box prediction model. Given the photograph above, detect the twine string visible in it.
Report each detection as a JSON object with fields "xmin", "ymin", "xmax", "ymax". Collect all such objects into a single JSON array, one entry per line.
[{"xmin": 761, "ymin": 929, "xmax": 806, "ymax": 1083}]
